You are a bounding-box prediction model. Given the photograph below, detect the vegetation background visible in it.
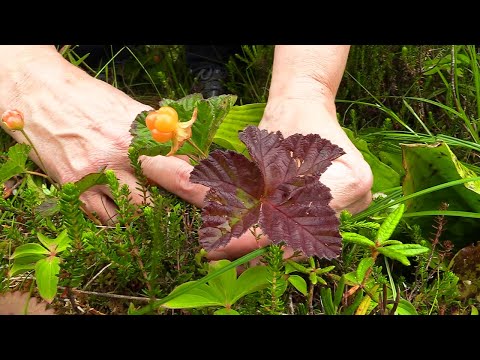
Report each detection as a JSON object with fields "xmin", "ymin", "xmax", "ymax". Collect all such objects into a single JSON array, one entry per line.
[{"xmin": 1, "ymin": 45, "xmax": 479, "ymax": 315}]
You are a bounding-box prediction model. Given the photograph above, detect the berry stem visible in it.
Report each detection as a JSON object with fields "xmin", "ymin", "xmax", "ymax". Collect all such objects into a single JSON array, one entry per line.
[
  {"xmin": 20, "ymin": 129, "xmax": 58, "ymax": 189},
  {"xmin": 186, "ymin": 138, "xmax": 208, "ymax": 159}
]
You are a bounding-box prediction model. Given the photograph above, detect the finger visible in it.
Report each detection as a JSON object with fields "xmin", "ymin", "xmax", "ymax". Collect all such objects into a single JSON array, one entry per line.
[
  {"xmin": 139, "ymin": 155, "xmax": 208, "ymax": 208},
  {"xmin": 80, "ymin": 186, "xmax": 119, "ymax": 224},
  {"xmin": 108, "ymin": 169, "xmax": 152, "ymax": 207}
]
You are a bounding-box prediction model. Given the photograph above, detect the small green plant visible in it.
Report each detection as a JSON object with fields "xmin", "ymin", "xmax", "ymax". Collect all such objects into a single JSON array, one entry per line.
[
  {"xmin": 9, "ymin": 230, "xmax": 70, "ymax": 303},
  {"xmin": 162, "ymin": 258, "xmax": 270, "ymax": 315}
]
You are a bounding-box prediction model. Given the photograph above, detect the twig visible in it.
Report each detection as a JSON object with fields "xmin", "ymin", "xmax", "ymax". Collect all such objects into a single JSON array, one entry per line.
[
  {"xmin": 82, "ymin": 263, "xmax": 113, "ymax": 290},
  {"xmin": 128, "ymin": 232, "xmax": 152, "ymax": 292},
  {"xmin": 58, "ymin": 286, "xmax": 152, "ymax": 303}
]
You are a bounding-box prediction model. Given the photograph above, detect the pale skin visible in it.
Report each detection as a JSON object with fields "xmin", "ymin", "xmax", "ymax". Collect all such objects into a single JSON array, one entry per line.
[{"xmin": 0, "ymin": 45, "xmax": 373, "ymax": 260}]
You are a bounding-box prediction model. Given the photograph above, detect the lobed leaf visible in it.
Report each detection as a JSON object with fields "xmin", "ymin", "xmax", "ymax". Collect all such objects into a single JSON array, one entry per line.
[
  {"xmin": 190, "ymin": 150, "xmax": 264, "ymax": 250},
  {"xmin": 191, "ymin": 125, "xmax": 345, "ymax": 259}
]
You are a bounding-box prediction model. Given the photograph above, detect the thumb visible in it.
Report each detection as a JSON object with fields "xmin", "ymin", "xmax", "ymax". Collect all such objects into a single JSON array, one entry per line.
[{"xmin": 139, "ymin": 154, "xmax": 208, "ymax": 208}]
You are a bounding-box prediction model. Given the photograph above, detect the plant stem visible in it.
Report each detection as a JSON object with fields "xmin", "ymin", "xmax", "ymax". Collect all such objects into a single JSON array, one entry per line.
[
  {"xmin": 187, "ymin": 138, "xmax": 208, "ymax": 159},
  {"xmin": 20, "ymin": 129, "xmax": 58, "ymax": 188}
]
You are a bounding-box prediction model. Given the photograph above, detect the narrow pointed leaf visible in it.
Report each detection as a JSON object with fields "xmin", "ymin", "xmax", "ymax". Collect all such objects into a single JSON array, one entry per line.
[
  {"xmin": 341, "ymin": 232, "xmax": 375, "ymax": 247},
  {"xmin": 355, "ymin": 294, "xmax": 373, "ymax": 315},
  {"xmin": 315, "ymin": 265, "xmax": 335, "ymax": 276},
  {"xmin": 74, "ymin": 170, "xmax": 108, "ymax": 195},
  {"xmin": 344, "ymin": 272, "xmax": 359, "ymax": 286},
  {"xmin": 54, "ymin": 229, "xmax": 71, "ymax": 253},
  {"xmin": 320, "ymin": 287, "xmax": 335, "ymax": 314},
  {"xmin": 386, "ymin": 244, "xmax": 429, "ymax": 257},
  {"xmin": 376, "ymin": 247, "xmax": 410, "ymax": 266},
  {"xmin": 285, "ymin": 260, "xmax": 308, "ymax": 274},
  {"xmin": 381, "ymin": 240, "xmax": 403, "ymax": 246},
  {"xmin": 37, "ymin": 233, "xmax": 56, "ymax": 252},
  {"xmin": 375, "ymin": 203, "xmax": 405, "ymax": 244},
  {"xmin": 333, "ymin": 276, "xmax": 346, "ymax": 309},
  {"xmin": 356, "ymin": 257, "xmax": 375, "ymax": 283}
]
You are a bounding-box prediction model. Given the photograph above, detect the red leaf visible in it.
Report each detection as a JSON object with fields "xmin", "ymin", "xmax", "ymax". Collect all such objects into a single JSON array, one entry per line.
[
  {"xmin": 282, "ymin": 133, "xmax": 345, "ymax": 176},
  {"xmin": 239, "ymin": 126, "xmax": 298, "ymax": 194},
  {"xmin": 260, "ymin": 180, "xmax": 341, "ymax": 259},
  {"xmin": 190, "ymin": 150, "xmax": 264, "ymax": 250},
  {"xmin": 190, "ymin": 126, "xmax": 345, "ymax": 259}
]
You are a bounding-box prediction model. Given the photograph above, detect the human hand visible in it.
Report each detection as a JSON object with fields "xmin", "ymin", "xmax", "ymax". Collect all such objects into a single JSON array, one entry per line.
[{"xmin": 0, "ymin": 46, "xmax": 218, "ymax": 227}]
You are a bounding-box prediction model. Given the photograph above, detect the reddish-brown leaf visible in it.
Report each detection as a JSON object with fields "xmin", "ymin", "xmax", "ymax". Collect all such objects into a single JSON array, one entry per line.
[
  {"xmin": 190, "ymin": 126, "xmax": 345, "ymax": 259},
  {"xmin": 190, "ymin": 150, "xmax": 264, "ymax": 250}
]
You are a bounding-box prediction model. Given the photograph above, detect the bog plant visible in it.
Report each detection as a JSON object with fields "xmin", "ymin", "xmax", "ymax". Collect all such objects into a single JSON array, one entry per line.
[{"xmin": 1, "ymin": 45, "xmax": 479, "ymax": 315}]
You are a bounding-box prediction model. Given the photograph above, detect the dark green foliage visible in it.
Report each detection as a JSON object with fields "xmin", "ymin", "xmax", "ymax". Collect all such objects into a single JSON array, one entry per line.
[
  {"xmin": 2, "ymin": 45, "xmax": 480, "ymax": 314},
  {"xmin": 259, "ymin": 244, "xmax": 287, "ymax": 315}
]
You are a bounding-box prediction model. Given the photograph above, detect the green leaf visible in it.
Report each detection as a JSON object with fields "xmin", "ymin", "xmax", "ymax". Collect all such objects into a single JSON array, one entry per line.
[
  {"xmin": 341, "ymin": 232, "xmax": 375, "ymax": 247},
  {"xmin": 285, "ymin": 260, "xmax": 308, "ymax": 274},
  {"xmin": 401, "ymin": 142, "xmax": 480, "ymax": 248},
  {"xmin": 36, "ymin": 230, "xmax": 70, "ymax": 253},
  {"xmin": 387, "ymin": 298, "xmax": 418, "ymax": 315},
  {"xmin": 287, "ymin": 275, "xmax": 308, "ymax": 296},
  {"xmin": 471, "ymin": 306, "xmax": 479, "ymax": 315},
  {"xmin": 9, "ymin": 262, "xmax": 36, "ymax": 277},
  {"xmin": 381, "ymin": 240, "xmax": 403, "ymax": 246},
  {"xmin": 320, "ymin": 287, "xmax": 335, "ymax": 315},
  {"xmin": 10, "ymin": 254, "xmax": 46, "ymax": 265},
  {"xmin": 376, "ymin": 247, "xmax": 410, "ymax": 266},
  {"xmin": 54, "ymin": 229, "xmax": 71, "ymax": 253},
  {"xmin": 356, "ymin": 257, "xmax": 375, "ymax": 283},
  {"xmin": 333, "ymin": 276, "xmax": 346, "ymax": 309},
  {"xmin": 11, "ymin": 243, "xmax": 49, "ymax": 259},
  {"xmin": 73, "ymin": 170, "xmax": 108, "ymax": 195},
  {"xmin": 0, "ymin": 143, "xmax": 31, "ymax": 185},
  {"xmin": 129, "ymin": 94, "xmax": 237, "ymax": 158},
  {"xmin": 214, "ymin": 308, "xmax": 240, "ymax": 315},
  {"xmin": 164, "ymin": 259, "xmax": 269, "ymax": 309},
  {"xmin": 309, "ymin": 271, "xmax": 318, "ymax": 285},
  {"xmin": 231, "ymin": 265, "xmax": 270, "ymax": 304},
  {"xmin": 386, "ymin": 244, "xmax": 429, "ymax": 257},
  {"xmin": 344, "ymin": 128, "xmax": 401, "ymax": 192},
  {"xmin": 375, "ymin": 203, "xmax": 405, "ymax": 244},
  {"xmin": 315, "ymin": 265, "xmax": 335, "ymax": 276},
  {"xmin": 214, "ymin": 103, "xmax": 265, "ymax": 153},
  {"xmin": 344, "ymin": 272, "xmax": 359, "ymax": 286},
  {"xmin": 207, "ymin": 259, "xmax": 238, "ymax": 304},
  {"xmin": 163, "ymin": 281, "xmax": 225, "ymax": 309},
  {"xmin": 35, "ymin": 256, "xmax": 60, "ymax": 303},
  {"xmin": 343, "ymin": 292, "xmax": 364, "ymax": 315},
  {"xmin": 37, "ymin": 233, "xmax": 56, "ymax": 252}
]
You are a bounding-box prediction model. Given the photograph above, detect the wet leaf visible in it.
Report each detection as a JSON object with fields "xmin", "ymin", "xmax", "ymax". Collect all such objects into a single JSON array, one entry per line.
[{"xmin": 402, "ymin": 142, "xmax": 480, "ymax": 248}]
